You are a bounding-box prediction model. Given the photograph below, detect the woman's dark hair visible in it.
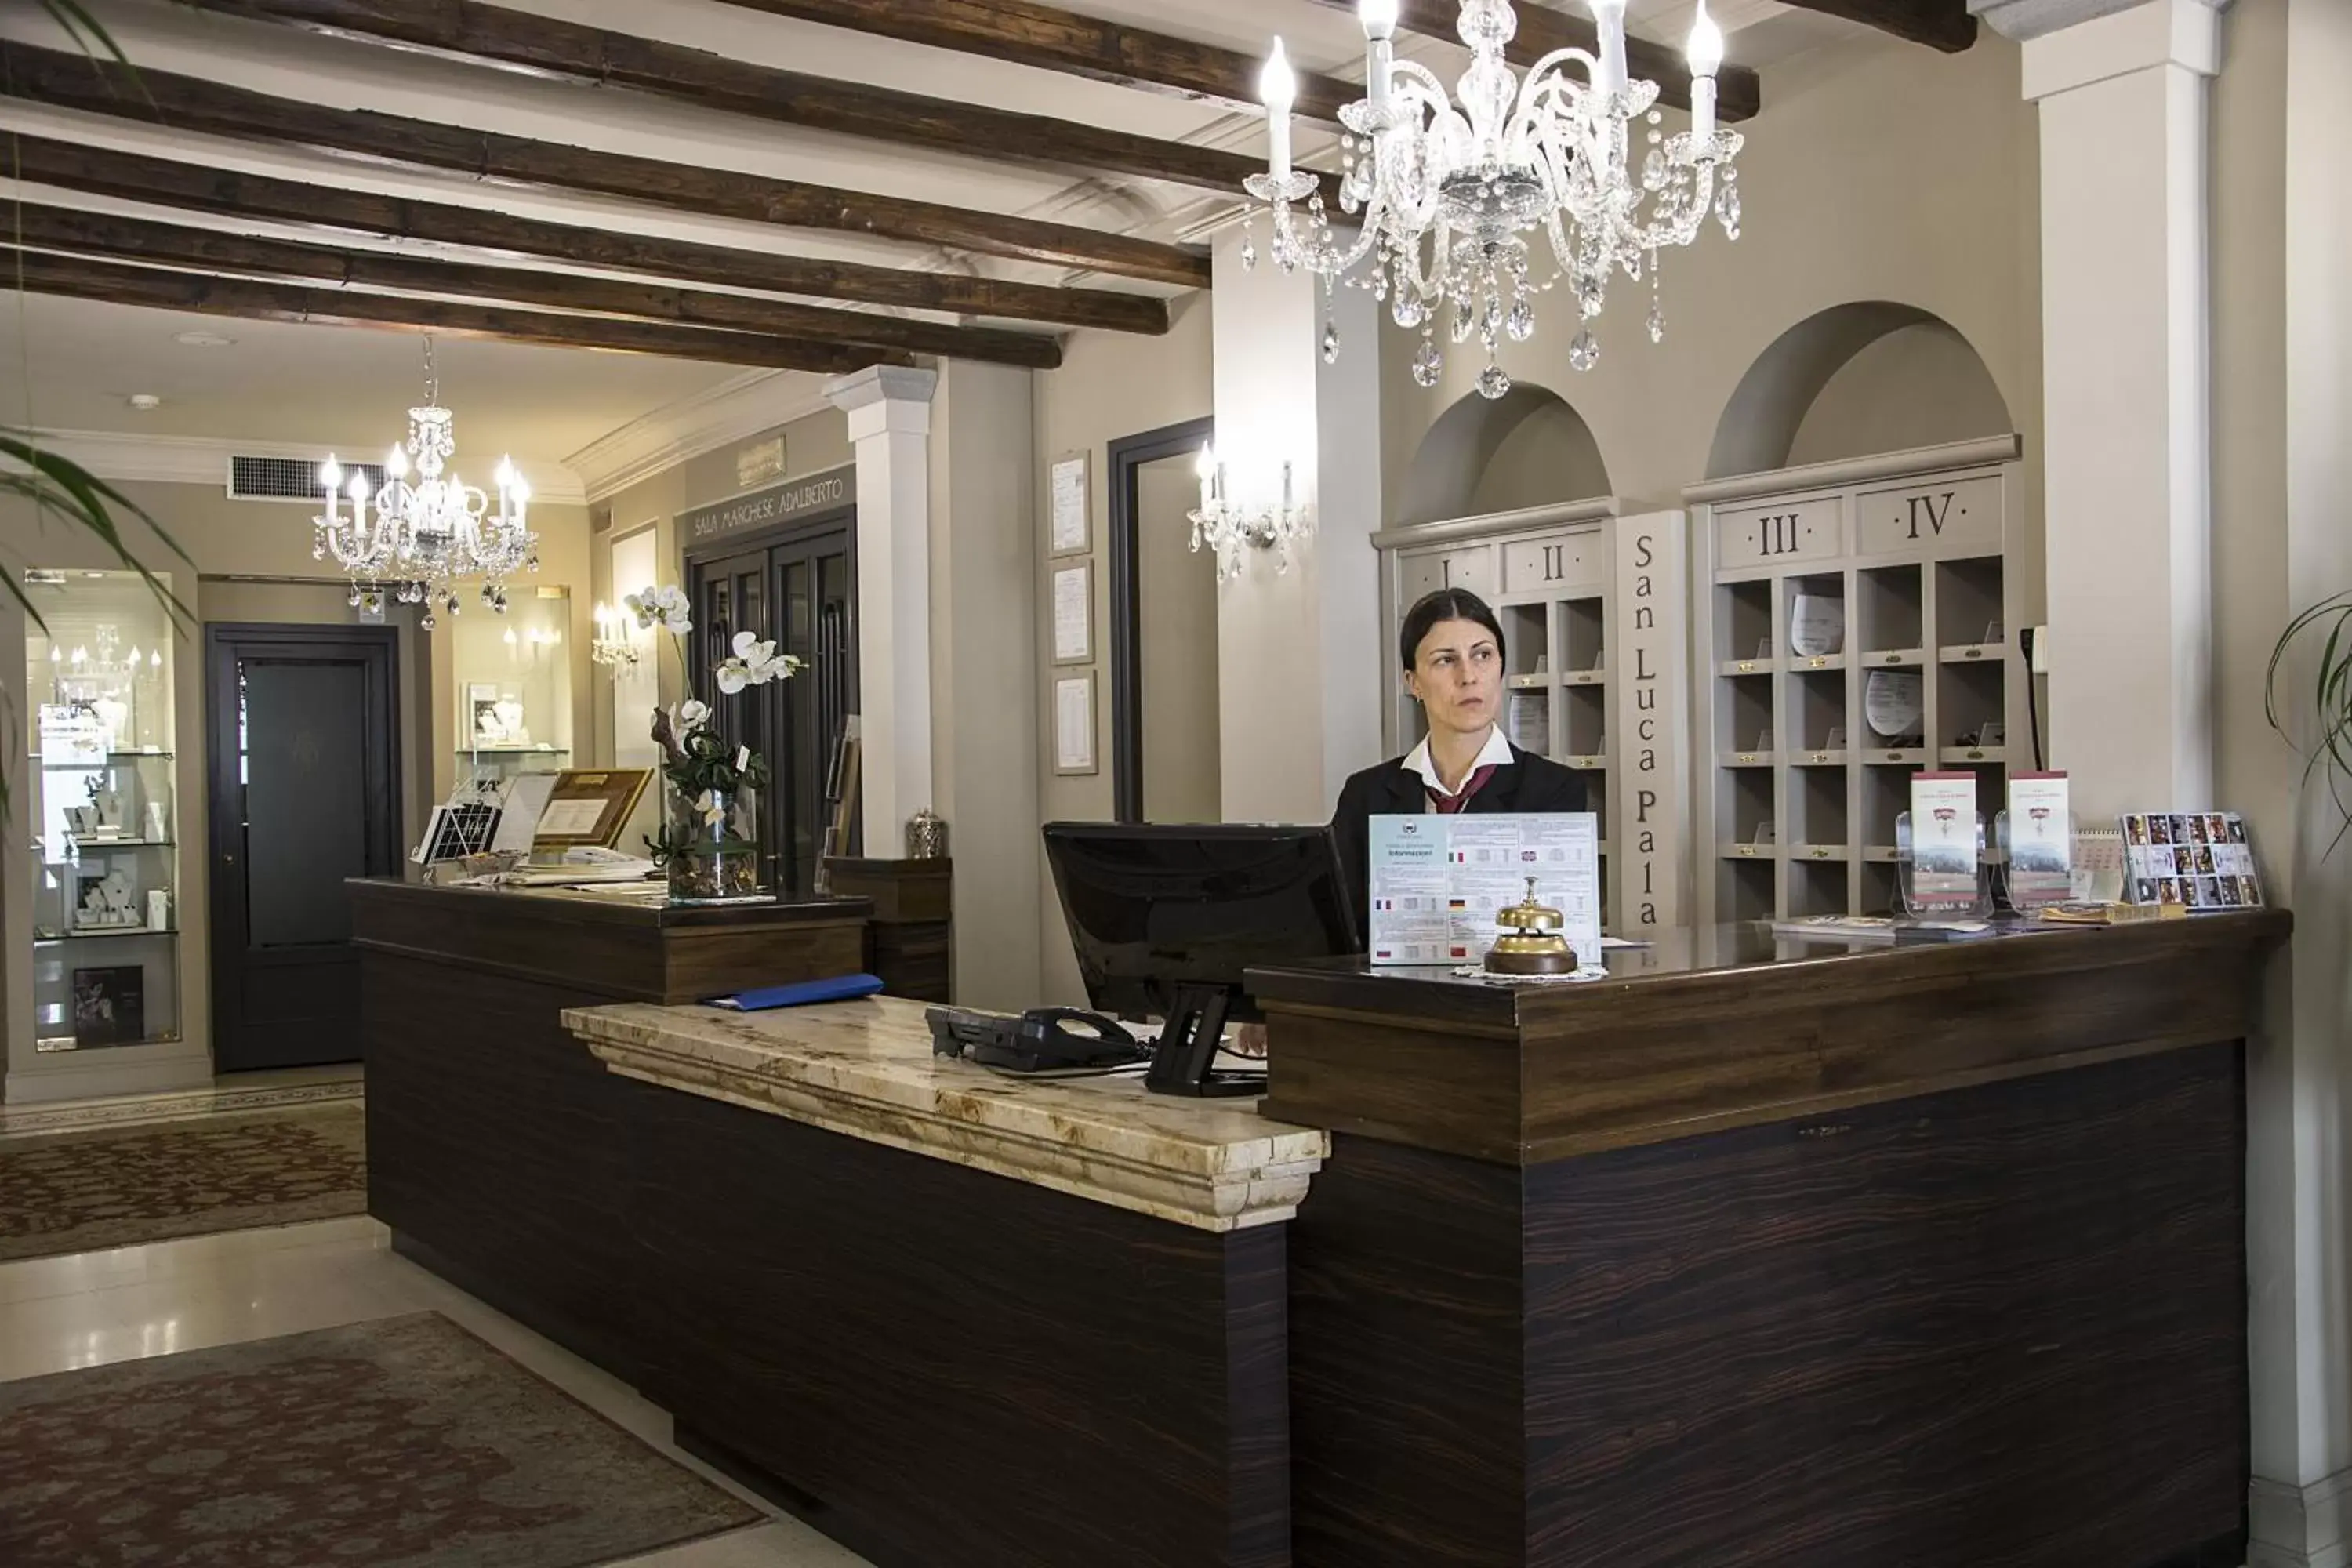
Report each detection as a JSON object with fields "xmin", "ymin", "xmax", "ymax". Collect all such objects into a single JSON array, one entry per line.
[{"xmin": 1399, "ymin": 587, "xmax": 1506, "ymax": 672}]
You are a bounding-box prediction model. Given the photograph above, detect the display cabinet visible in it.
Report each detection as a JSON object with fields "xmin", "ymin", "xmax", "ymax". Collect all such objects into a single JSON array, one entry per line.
[
  {"xmin": 452, "ymin": 586, "xmax": 574, "ymax": 779},
  {"xmin": 1682, "ymin": 436, "xmax": 2030, "ymax": 922},
  {"xmin": 1375, "ymin": 497, "xmax": 1693, "ymax": 936},
  {"xmin": 20, "ymin": 570, "xmax": 183, "ymax": 1054}
]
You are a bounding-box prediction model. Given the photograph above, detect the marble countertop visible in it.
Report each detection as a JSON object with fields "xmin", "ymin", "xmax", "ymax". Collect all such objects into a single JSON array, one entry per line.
[{"xmin": 561, "ymin": 997, "xmax": 1327, "ymax": 1232}]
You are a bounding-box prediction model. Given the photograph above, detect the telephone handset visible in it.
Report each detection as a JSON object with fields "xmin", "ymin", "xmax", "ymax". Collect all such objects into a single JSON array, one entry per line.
[{"xmin": 925, "ymin": 1005, "xmax": 1149, "ymax": 1074}]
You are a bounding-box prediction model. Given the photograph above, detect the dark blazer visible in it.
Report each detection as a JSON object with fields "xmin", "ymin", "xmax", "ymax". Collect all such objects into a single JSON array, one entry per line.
[{"xmin": 1329, "ymin": 743, "xmax": 1589, "ymax": 943}]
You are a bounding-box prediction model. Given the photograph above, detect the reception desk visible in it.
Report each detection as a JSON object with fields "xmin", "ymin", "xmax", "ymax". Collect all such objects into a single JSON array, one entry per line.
[{"xmin": 360, "ymin": 900, "xmax": 2285, "ymax": 1568}]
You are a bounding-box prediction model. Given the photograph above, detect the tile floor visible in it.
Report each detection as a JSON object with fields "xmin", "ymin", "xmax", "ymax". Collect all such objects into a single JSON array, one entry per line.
[{"xmin": 0, "ymin": 1212, "xmax": 877, "ymax": 1567}]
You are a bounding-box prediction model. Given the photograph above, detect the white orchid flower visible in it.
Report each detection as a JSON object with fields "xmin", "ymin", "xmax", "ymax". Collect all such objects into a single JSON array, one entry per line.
[
  {"xmin": 677, "ymin": 699, "xmax": 712, "ymax": 732},
  {"xmin": 694, "ymin": 789, "xmax": 725, "ymax": 826},
  {"xmin": 714, "ymin": 660, "xmax": 750, "ymax": 695}
]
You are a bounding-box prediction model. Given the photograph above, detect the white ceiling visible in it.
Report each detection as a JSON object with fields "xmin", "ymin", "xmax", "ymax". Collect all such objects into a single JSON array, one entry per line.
[{"xmin": 0, "ymin": 0, "xmax": 1876, "ymax": 477}]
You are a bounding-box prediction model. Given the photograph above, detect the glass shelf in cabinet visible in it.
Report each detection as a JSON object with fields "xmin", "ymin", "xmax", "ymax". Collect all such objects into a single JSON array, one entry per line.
[
  {"xmin": 40, "ymin": 751, "xmax": 173, "ymax": 770},
  {"xmin": 33, "ymin": 926, "xmax": 179, "ymax": 946}
]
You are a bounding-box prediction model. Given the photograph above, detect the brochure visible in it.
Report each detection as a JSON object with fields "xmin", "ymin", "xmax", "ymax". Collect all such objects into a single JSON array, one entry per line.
[
  {"xmin": 2005, "ymin": 772, "xmax": 2071, "ymax": 909},
  {"xmin": 1368, "ymin": 813, "xmax": 1602, "ymax": 967},
  {"xmin": 1909, "ymin": 772, "xmax": 1980, "ymax": 913}
]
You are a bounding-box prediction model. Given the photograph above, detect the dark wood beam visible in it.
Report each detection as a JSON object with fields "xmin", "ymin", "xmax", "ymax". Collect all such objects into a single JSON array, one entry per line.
[
  {"xmin": 1300, "ymin": 0, "xmax": 1761, "ymax": 123},
  {"xmin": 705, "ymin": 0, "xmax": 1361, "ymax": 125},
  {"xmin": 1773, "ymin": 0, "xmax": 1976, "ymax": 51},
  {"xmin": 7, "ymin": 202, "xmax": 1063, "ymax": 368},
  {"xmin": 0, "ymin": 42, "xmax": 1213, "ymax": 289},
  {"xmin": 0, "ymin": 248, "xmax": 914, "ymax": 372},
  {"xmin": 179, "ymin": 0, "xmax": 1339, "ymax": 202},
  {"xmin": 5, "ymin": 136, "xmax": 1167, "ymax": 335}
]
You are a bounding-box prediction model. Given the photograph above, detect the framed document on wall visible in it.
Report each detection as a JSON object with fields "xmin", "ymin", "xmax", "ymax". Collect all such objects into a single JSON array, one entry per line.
[
  {"xmin": 1051, "ymin": 562, "xmax": 1093, "ymax": 664},
  {"xmin": 1049, "ymin": 452, "xmax": 1091, "ymax": 557},
  {"xmin": 1054, "ymin": 672, "xmax": 1097, "ymax": 776}
]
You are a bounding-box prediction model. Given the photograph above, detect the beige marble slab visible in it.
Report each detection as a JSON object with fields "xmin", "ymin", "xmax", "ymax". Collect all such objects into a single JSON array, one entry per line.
[{"xmin": 562, "ymin": 997, "xmax": 1327, "ymax": 1233}]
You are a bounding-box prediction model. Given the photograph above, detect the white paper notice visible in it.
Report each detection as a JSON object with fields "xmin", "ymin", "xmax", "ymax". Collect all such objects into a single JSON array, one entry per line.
[
  {"xmin": 1054, "ymin": 676, "xmax": 1094, "ymax": 772},
  {"xmin": 537, "ymin": 798, "xmax": 609, "ymax": 838},
  {"xmin": 1864, "ymin": 669, "xmax": 1925, "ymax": 740},
  {"xmin": 1909, "ymin": 772, "xmax": 1979, "ymax": 912},
  {"xmin": 2005, "ymin": 771, "xmax": 2071, "ymax": 906},
  {"xmin": 493, "ymin": 772, "xmax": 558, "ymax": 854},
  {"xmin": 1051, "ymin": 564, "xmax": 1091, "ymax": 662},
  {"xmin": 1789, "ymin": 594, "xmax": 1845, "ymax": 658},
  {"xmin": 1050, "ymin": 456, "xmax": 1088, "ymax": 554},
  {"xmin": 1367, "ymin": 813, "xmax": 1602, "ymax": 967}
]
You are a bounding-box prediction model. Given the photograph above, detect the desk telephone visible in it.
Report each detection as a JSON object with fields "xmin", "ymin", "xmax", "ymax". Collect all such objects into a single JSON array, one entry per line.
[{"xmin": 925, "ymin": 1006, "xmax": 1151, "ymax": 1075}]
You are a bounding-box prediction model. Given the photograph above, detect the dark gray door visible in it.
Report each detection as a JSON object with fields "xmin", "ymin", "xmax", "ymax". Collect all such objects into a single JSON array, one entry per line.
[{"xmin": 205, "ymin": 625, "xmax": 401, "ymax": 1072}]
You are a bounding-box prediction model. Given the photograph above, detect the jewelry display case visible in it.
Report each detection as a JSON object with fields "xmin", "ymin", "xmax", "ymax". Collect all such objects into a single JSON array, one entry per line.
[{"xmin": 21, "ymin": 570, "xmax": 183, "ymax": 1054}]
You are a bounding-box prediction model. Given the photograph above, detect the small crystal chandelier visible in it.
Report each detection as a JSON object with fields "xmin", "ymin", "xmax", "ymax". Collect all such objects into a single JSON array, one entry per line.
[
  {"xmin": 1187, "ymin": 445, "xmax": 1312, "ymax": 582},
  {"xmin": 311, "ymin": 337, "xmax": 537, "ymax": 628},
  {"xmin": 1244, "ymin": 0, "xmax": 1741, "ymax": 399}
]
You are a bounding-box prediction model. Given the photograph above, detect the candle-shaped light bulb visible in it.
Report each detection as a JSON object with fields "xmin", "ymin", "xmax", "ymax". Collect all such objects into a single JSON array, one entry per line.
[
  {"xmin": 49, "ymin": 644, "xmax": 60, "ymax": 663},
  {"xmin": 1361, "ymin": 0, "xmax": 1397, "ymax": 110},
  {"xmin": 125, "ymin": 644, "xmax": 140, "ymax": 666},
  {"xmin": 1686, "ymin": 2, "xmax": 1723, "ymax": 143},
  {"xmin": 1589, "ymin": 0, "xmax": 1628, "ymax": 96},
  {"xmin": 348, "ymin": 471, "xmax": 369, "ymax": 532},
  {"xmin": 1261, "ymin": 38, "xmax": 1297, "ymax": 180},
  {"xmin": 151, "ymin": 649, "xmax": 163, "ymax": 669},
  {"xmin": 494, "ymin": 456, "xmax": 515, "ymax": 492},
  {"xmin": 319, "ymin": 455, "xmax": 342, "ymax": 524},
  {"xmin": 510, "ymin": 475, "xmax": 529, "ymax": 506},
  {"xmin": 71, "ymin": 645, "xmax": 87, "ymax": 664},
  {"xmin": 386, "ymin": 443, "xmax": 408, "ymax": 479}
]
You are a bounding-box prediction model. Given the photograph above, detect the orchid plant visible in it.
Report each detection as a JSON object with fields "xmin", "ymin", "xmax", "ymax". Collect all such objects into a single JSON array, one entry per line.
[{"xmin": 624, "ymin": 585, "xmax": 802, "ymax": 866}]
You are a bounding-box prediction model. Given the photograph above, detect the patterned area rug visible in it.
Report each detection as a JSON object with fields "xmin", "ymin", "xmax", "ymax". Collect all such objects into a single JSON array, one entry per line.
[
  {"xmin": 0, "ymin": 1312, "xmax": 763, "ymax": 1567},
  {"xmin": 0, "ymin": 1103, "xmax": 368, "ymax": 1263}
]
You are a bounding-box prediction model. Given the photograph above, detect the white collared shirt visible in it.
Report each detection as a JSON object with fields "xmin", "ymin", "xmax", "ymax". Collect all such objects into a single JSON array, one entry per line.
[{"xmin": 1400, "ymin": 724, "xmax": 1515, "ymax": 810}]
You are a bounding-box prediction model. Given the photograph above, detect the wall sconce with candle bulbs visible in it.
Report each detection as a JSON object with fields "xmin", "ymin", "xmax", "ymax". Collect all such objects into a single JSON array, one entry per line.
[
  {"xmin": 1186, "ymin": 445, "xmax": 1314, "ymax": 583},
  {"xmin": 590, "ymin": 602, "xmax": 641, "ymax": 673}
]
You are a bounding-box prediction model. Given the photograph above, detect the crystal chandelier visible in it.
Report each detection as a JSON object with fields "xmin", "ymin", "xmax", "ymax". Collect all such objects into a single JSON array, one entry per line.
[
  {"xmin": 590, "ymin": 602, "xmax": 642, "ymax": 672},
  {"xmin": 312, "ymin": 337, "xmax": 537, "ymax": 628},
  {"xmin": 1187, "ymin": 445, "xmax": 1313, "ymax": 581},
  {"xmin": 1244, "ymin": 0, "xmax": 1741, "ymax": 399}
]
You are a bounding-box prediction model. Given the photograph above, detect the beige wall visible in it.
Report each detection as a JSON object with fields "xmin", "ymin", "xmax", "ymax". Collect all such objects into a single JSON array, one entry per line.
[
  {"xmin": 0, "ymin": 477, "xmax": 596, "ymax": 1095},
  {"xmin": 1031, "ymin": 295, "xmax": 1215, "ymax": 1003},
  {"xmin": 1137, "ymin": 458, "xmax": 1221, "ymax": 824}
]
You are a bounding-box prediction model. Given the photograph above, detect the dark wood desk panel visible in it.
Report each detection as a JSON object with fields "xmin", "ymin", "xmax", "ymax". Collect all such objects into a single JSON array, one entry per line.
[
  {"xmin": 353, "ymin": 879, "xmax": 869, "ymax": 1377},
  {"xmin": 1261, "ymin": 916, "xmax": 2279, "ymax": 1568},
  {"xmin": 624, "ymin": 1078, "xmax": 1288, "ymax": 1568},
  {"xmin": 1255, "ymin": 913, "xmax": 2287, "ymax": 1163}
]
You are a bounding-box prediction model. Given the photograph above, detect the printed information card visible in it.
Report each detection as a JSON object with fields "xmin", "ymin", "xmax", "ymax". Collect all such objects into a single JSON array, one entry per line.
[
  {"xmin": 1908, "ymin": 772, "xmax": 1981, "ymax": 913},
  {"xmin": 1367, "ymin": 813, "xmax": 1602, "ymax": 967},
  {"xmin": 2005, "ymin": 771, "xmax": 2072, "ymax": 909}
]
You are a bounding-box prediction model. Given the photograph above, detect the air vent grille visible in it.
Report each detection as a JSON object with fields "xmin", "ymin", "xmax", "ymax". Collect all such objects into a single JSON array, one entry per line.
[{"xmin": 227, "ymin": 454, "xmax": 388, "ymax": 504}]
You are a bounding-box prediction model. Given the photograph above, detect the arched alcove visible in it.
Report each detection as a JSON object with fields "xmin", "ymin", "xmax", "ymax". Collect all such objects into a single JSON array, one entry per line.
[
  {"xmin": 1399, "ymin": 383, "xmax": 1611, "ymax": 524},
  {"xmin": 1707, "ymin": 303, "xmax": 2012, "ymax": 480}
]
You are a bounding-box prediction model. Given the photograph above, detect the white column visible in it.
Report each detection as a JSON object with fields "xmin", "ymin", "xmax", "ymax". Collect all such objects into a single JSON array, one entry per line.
[
  {"xmin": 1210, "ymin": 231, "xmax": 1383, "ymax": 823},
  {"xmin": 1998, "ymin": 0, "xmax": 2224, "ymax": 818},
  {"xmin": 825, "ymin": 364, "xmax": 938, "ymax": 848}
]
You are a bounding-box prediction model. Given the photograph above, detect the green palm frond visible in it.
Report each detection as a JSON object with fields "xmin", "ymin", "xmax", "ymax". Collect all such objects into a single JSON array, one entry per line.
[
  {"xmin": 41, "ymin": 0, "xmax": 132, "ymax": 64},
  {"xmin": 2265, "ymin": 590, "xmax": 2352, "ymax": 857}
]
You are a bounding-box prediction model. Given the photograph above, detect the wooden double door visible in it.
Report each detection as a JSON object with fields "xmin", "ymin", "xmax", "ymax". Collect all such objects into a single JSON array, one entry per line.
[{"xmin": 688, "ymin": 520, "xmax": 856, "ymax": 898}]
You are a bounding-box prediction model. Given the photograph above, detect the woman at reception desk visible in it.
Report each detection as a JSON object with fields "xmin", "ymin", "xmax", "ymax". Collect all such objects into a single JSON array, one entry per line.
[{"xmin": 1330, "ymin": 588, "xmax": 1584, "ymax": 938}]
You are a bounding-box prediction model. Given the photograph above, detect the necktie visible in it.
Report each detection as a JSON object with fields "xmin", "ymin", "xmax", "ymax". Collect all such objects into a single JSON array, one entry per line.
[{"xmin": 1427, "ymin": 764, "xmax": 1498, "ymax": 815}]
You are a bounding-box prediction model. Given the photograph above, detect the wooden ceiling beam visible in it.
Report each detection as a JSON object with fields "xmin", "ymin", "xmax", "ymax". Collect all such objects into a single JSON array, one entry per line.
[
  {"xmin": 1297, "ymin": 0, "xmax": 1762, "ymax": 122},
  {"xmin": 178, "ymin": 0, "xmax": 1338, "ymax": 203},
  {"xmin": 3, "ymin": 137, "xmax": 1167, "ymax": 336},
  {"xmin": 0, "ymin": 247, "xmax": 915, "ymax": 372},
  {"xmin": 6, "ymin": 202, "xmax": 1064, "ymax": 368},
  {"xmin": 705, "ymin": 0, "xmax": 1362, "ymax": 125},
  {"xmin": 1772, "ymin": 0, "xmax": 1976, "ymax": 51},
  {"xmin": 0, "ymin": 42, "xmax": 1213, "ymax": 289}
]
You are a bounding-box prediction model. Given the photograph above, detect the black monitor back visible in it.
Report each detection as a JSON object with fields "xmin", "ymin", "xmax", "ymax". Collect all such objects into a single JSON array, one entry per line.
[{"xmin": 1041, "ymin": 822, "xmax": 1360, "ymax": 1023}]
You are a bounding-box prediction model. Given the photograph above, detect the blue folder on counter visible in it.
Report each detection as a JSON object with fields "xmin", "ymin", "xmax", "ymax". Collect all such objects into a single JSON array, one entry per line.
[{"xmin": 706, "ymin": 973, "xmax": 885, "ymax": 1011}]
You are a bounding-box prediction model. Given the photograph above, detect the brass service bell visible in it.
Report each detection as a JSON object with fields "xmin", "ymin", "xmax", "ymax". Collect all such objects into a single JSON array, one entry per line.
[{"xmin": 1485, "ymin": 876, "xmax": 1577, "ymax": 976}]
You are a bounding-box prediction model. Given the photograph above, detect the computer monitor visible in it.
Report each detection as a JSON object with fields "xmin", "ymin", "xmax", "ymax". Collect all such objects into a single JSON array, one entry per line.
[{"xmin": 1041, "ymin": 822, "xmax": 1361, "ymax": 1098}]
